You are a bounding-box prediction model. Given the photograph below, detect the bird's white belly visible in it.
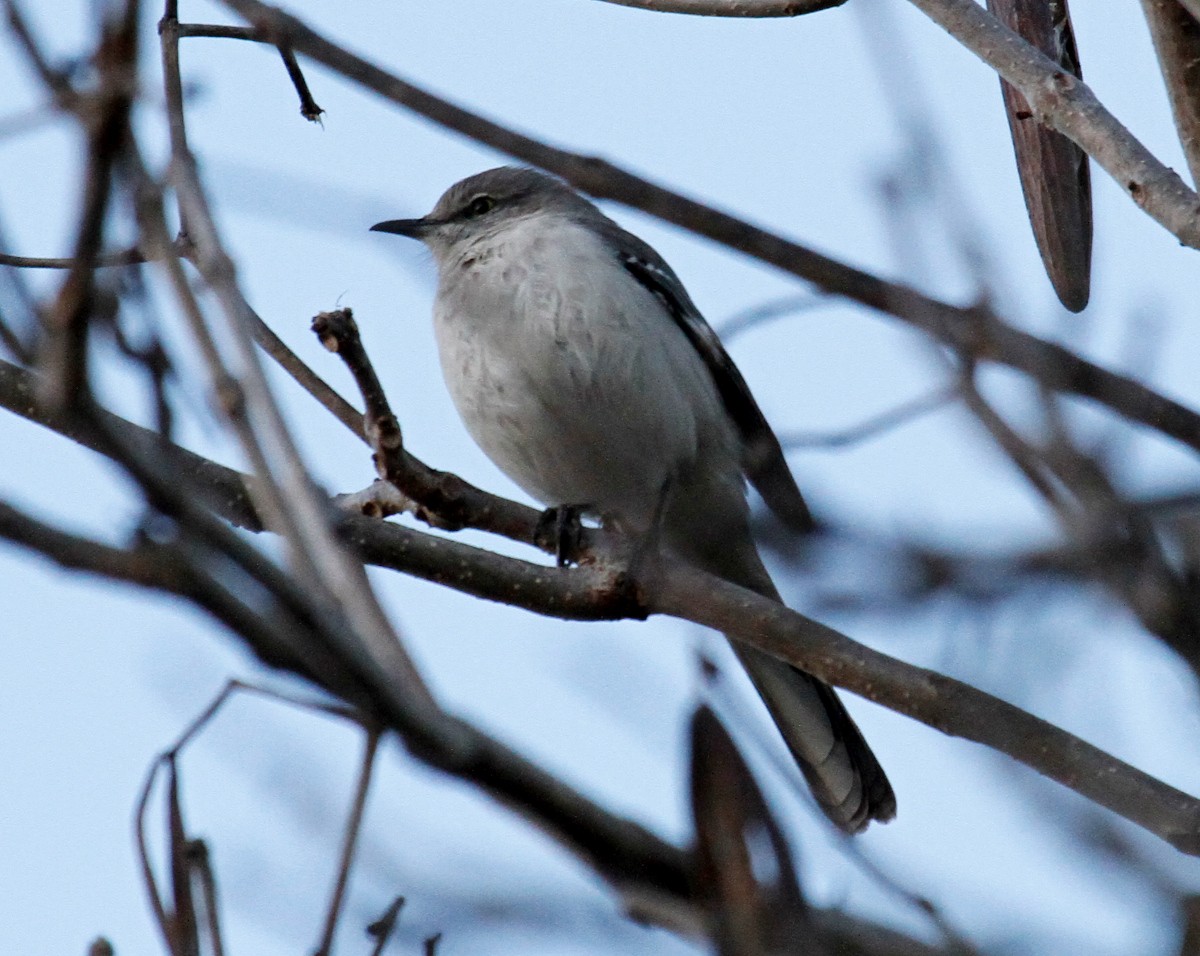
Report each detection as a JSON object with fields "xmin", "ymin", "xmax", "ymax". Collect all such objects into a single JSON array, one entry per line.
[{"xmin": 432, "ymin": 220, "xmax": 727, "ymax": 528}]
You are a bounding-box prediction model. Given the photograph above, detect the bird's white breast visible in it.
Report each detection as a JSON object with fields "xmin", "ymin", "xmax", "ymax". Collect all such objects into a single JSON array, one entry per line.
[{"xmin": 431, "ymin": 214, "xmax": 736, "ymax": 530}]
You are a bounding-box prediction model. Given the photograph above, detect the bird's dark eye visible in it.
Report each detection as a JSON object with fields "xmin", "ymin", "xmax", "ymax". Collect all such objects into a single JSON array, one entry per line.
[{"xmin": 463, "ymin": 195, "xmax": 496, "ymax": 218}]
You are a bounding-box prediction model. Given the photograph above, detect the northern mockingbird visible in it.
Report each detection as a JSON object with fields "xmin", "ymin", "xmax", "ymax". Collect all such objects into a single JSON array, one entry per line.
[{"xmin": 372, "ymin": 167, "xmax": 895, "ymax": 832}]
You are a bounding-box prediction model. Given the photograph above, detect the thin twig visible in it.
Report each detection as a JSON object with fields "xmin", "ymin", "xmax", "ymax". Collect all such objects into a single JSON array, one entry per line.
[
  {"xmin": 177, "ymin": 23, "xmax": 258, "ymax": 39},
  {"xmin": 779, "ymin": 384, "xmax": 956, "ymax": 451},
  {"xmin": 315, "ymin": 724, "xmax": 382, "ymax": 956},
  {"xmin": 176, "ymin": 22, "xmax": 322, "ymax": 119},
  {"xmin": 0, "ymin": 247, "xmax": 148, "ymax": 268},
  {"xmin": 2, "ymin": 0, "xmax": 74, "ymax": 100},
  {"xmin": 278, "ymin": 45, "xmax": 323, "ymax": 121},
  {"xmin": 246, "ymin": 305, "xmax": 363, "ymax": 436},
  {"xmin": 716, "ymin": 293, "xmax": 827, "ymax": 340},
  {"xmin": 959, "ymin": 372, "xmax": 1065, "ymax": 507}
]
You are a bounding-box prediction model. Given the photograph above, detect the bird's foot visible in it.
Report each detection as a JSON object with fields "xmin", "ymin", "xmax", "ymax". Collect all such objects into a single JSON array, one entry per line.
[{"xmin": 535, "ymin": 504, "xmax": 587, "ymax": 567}]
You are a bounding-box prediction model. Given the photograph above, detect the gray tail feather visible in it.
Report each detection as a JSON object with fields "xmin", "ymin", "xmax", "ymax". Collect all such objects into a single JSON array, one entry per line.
[
  {"xmin": 707, "ymin": 541, "xmax": 896, "ymax": 832},
  {"xmin": 733, "ymin": 645, "xmax": 896, "ymax": 832}
]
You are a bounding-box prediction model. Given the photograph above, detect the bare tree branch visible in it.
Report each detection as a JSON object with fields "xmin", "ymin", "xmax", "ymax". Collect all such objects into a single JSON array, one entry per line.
[
  {"xmin": 779, "ymin": 384, "xmax": 956, "ymax": 451},
  {"xmin": 903, "ymin": 0, "xmax": 1200, "ymax": 245},
  {"xmin": 651, "ymin": 562, "xmax": 1200, "ymax": 855},
  {"xmin": 314, "ymin": 724, "xmax": 381, "ymax": 956},
  {"xmin": 1, "ymin": 488, "xmax": 694, "ymax": 922},
  {"xmin": 176, "ymin": 22, "xmax": 322, "ymax": 120}
]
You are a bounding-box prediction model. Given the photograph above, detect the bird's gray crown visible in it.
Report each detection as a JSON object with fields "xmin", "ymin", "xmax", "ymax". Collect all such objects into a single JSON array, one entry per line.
[
  {"xmin": 371, "ymin": 167, "xmax": 599, "ymax": 256},
  {"xmin": 430, "ymin": 167, "xmax": 593, "ymax": 223}
]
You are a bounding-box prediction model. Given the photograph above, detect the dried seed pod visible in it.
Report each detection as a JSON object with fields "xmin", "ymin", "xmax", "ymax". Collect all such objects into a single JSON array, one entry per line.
[{"xmin": 988, "ymin": 0, "xmax": 1093, "ymax": 312}]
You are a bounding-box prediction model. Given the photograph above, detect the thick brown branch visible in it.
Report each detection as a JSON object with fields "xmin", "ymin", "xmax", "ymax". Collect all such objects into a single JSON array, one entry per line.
[
  {"xmin": 651, "ymin": 563, "xmax": 1200, "ymax": 854},
  {"xmin": 214, "ymin": 0, "xmax": 1200, "ymax": 460}
]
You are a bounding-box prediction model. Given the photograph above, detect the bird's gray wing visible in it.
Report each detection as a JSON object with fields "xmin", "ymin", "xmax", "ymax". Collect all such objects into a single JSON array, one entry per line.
[{"xmin": 596, "ymin": 220, "xmax": 814, "ymax": 532}]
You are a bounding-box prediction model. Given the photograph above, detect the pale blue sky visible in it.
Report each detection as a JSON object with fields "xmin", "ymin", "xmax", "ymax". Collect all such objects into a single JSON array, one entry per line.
[{"xmin": 2, "ymin": 1, "xmax": 1199, "ymax": 953}]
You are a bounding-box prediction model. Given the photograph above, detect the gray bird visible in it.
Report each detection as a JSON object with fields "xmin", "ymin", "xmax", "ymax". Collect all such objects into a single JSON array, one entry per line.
[{"xmin": 373, "ymin": 167, "xmax": 895, "ymax": 832}]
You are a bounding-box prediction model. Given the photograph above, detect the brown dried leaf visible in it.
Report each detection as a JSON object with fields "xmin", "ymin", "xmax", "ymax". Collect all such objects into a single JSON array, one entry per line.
[{"xmin": 689, "ymin": 706, "xmax": 812, "ymax": 956}]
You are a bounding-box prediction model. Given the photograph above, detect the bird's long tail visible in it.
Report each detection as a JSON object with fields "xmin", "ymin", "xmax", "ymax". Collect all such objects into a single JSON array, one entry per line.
[{"xmin": 694, "ymin": 536, "xmax": 896, "ymax": 833}]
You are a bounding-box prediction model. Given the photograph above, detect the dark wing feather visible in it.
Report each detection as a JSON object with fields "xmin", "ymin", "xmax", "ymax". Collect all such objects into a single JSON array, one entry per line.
[{"xmin": 597, "ymin": 221, "xmax": 814, "ymax": 532}]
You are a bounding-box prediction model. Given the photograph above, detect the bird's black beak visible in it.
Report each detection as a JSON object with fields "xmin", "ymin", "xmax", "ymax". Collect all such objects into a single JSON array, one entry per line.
[{"xmin": 370, "ymin": 217, "xmax": 435, "ymax": 239}]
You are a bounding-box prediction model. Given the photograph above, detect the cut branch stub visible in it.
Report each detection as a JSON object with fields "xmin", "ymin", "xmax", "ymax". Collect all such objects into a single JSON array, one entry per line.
[{"xmin": 988, "ymin": 0, "xmax": 1093, "ymax": 312}]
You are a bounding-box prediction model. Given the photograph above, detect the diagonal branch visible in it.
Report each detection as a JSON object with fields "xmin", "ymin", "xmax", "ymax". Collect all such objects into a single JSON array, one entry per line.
[
  {"xmin": 650, "ymin": 561, "xmax": 1200, "ymax": 855},
  {"xmin": 903, "ymin": 0, "xmax": 1200, "ymax": 245}
]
